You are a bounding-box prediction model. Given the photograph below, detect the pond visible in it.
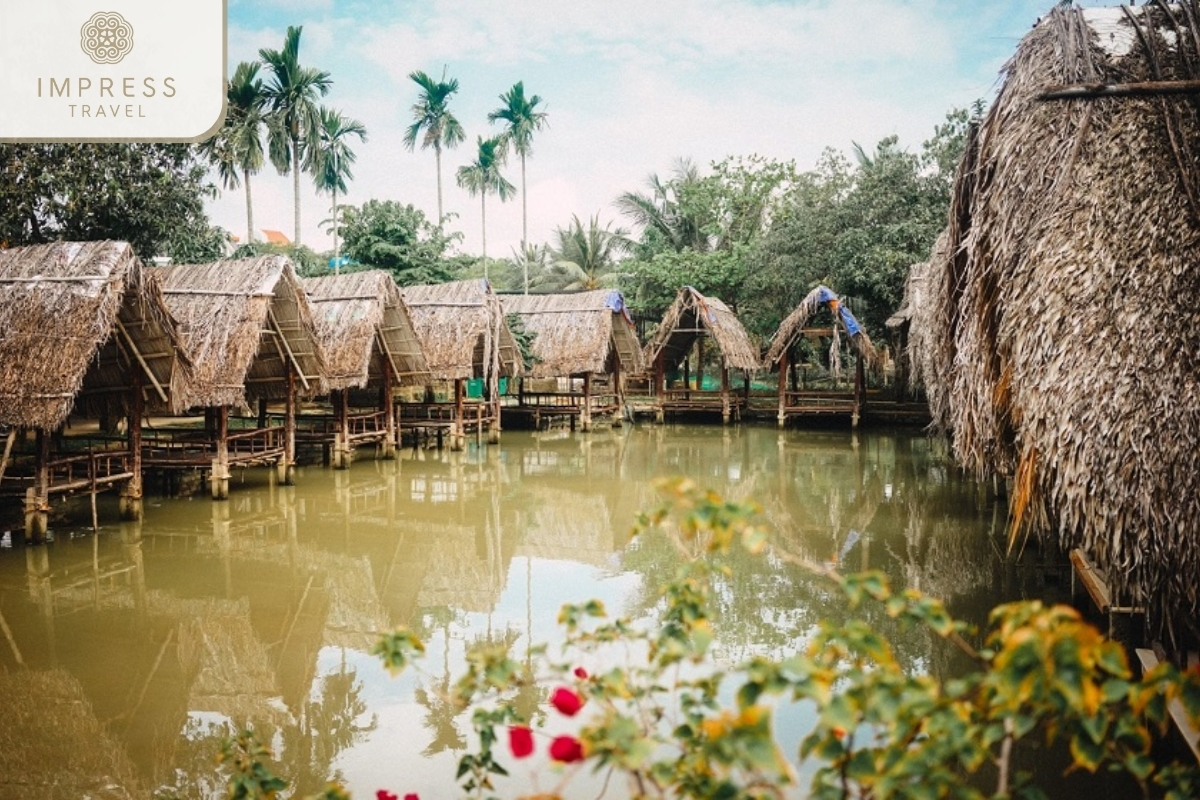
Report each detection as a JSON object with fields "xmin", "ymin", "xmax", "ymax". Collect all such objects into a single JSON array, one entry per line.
[{"xmin": 0, "ymin": 423, "xmax": 1070, "ymax": 798}]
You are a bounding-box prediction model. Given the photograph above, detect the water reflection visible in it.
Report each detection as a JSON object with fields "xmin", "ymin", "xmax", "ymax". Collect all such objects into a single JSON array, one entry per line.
[{"xmin": 0, "ymin": 425, "xmax": 1028, "ymax": 798}]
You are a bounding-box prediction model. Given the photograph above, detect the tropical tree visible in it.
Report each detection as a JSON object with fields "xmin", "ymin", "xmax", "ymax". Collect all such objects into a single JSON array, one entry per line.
[
  {"xmin": 536, "ymin": 213, "xmax": 630, "ymax": 292},
  {"xmin": 259, "ymin": 25, "xmax": 332, "ymax": 246},
  {"xmin": 338, "ymin": 199, "xmax": 457, "ymax": 286},
  {"xmin": 616, "ymin": 157, "xmax": 711, "ymax": 255},
  {"xmin": 488, "ymin": 81, "xmax": 549, "ymax": 293},
  {"xmin": 308, "ymin": 106, "xmax": 367, "ymax": 269},
  {"xmin": 198, "ymin": 61, "xmax": 269, "ymax": 247},
  {"xmin": 403, "ymin": 69, "xmax": 465, "ymax": 228},
  {"xmin": 455, "ymin": 136, "xmax": 514, "ymax": 278}
]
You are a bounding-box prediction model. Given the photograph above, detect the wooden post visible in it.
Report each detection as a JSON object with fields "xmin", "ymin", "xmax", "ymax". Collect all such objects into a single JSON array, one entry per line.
[
  {"xmin": 210, "ymin": 405, "xmax": 229, "ymax": 500},
  {"xmin": 120, "ymin": 371, "xmax": 144, "ymax": 521},
  {"xmin": 720, "ymin": 365, "xmax": 731, "ymax": 425},
  {"xmin": 282, "ymin": 366, "xmax": 296, "ymax": 484},
  {"xmin": 653, "ymin": 352, "xmax": 665, "ymax": 424},
  {"xmin": 335, "ymin": 389, "xmax": 352, "ymax": 469},
  {"xmin": 24, "ymin": 427, "xmax": 51, "ymax": 542},
  {"xmin": 682, "ymin": 357, "xmax": 690, "ymax": 395},
  {"xmin": 852, "ymin": 353, "xmax": 865, "ymax": 429},
  {"xmin": 695, "ymin": 337, "xmax": 705, "ymax": 394},
  {"xmin": 487, "ymin": 382, "xmax": 501, "ymax": 445},
  {"xmin": 612, "ymin": 358, "xmax": 623, "ymax": 429},
  {"xmin": 257, "ymin": 397, "xmax": 268, "ymax": 429},
  {"xmin": 382, "ymin": 359, "xmax": 396, "ymax": 460},
  {"xmin": 451, "ymin": 378, "xmax": 465, "ymax": 451},
  {"xmin": 777, "ymin": 348, "xmax": 789, "ymax": 429},
  {"xmin": 581, "ymin": 373, "xmax": 593, "ymax": 432}
]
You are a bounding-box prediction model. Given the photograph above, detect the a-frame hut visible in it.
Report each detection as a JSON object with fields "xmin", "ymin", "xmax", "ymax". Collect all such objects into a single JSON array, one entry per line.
[
  {"xmin": 764, "ymin": 285, "xmax": 876, "ymax": 427},
  {"xmin": 911, "ymin": 3, "xmax": 1200, "ymax": 649},
  {"xmin": 0, "ymin": 241, "xmax": 189, "ymax": 538},
  {"xmin": 150, "ymin": 256, "xmax": 325, "ymax": 498},
  {"xmin": 499, "ymin": 289, "xmax": 643, "ymax": 430},
  {"xmin": 400, "ymin": 279, "xmax": 521, "ymax": 449},
  {"xmin": 642, "ymin": 287, "xmax": 760, "ymax": 423},
  {"xmin": 304, "ymin": 271, "xmax": 429, "ymax": 466}
]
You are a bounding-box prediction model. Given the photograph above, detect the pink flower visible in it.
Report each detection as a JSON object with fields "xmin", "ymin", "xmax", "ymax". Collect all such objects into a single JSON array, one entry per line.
[
  {"xmin": 549, "ymin": 735, "xmax": 585, "ymax": 763},
  {"xmin": 376, "ymin": 792, "xmax": 398, "ymax": 800},
  {"xmin": 550, "ymin": 686, "xmax": 584, "ymax": 716},
  {"xmin": 574, "ymin": 666, "xmax": 589, "ymax": 680},
  {"xmin": 508, "ymin": 725, "xmax": 535, "ymax": 758}
]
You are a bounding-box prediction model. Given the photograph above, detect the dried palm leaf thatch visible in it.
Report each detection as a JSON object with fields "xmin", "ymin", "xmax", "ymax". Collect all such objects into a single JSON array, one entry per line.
[
  {"xmin": 764, "ymin": 284, "xmax": 877, "ymax": 368},
  {"xmin": 152, "ymin": 256, "xmax": 327, "ymax": 411},
  {"xmin": 0, "ymin": 241, "xmax": 190, "ymax": 430},
  {"xmin": 643, "ymin": 287, "xmax": 761, "ymax": 372},
  {"xmin": 500, "ymin": 289, "xmax": 644, "ymax": 378},
  {"xmin": 303, "ymin": 271, "xmax": 429, "ymax": 391},
  {"xmin": 400, "ymin": 279, "xmax": 521, "ymax": 381},
  {"xmin": 915, "ymin": 3, "xmax": 1200, "ymax": 631}
]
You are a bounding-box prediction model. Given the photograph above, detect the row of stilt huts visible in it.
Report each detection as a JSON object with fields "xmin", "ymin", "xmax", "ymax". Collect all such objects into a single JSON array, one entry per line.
[{"xmin": 0, "ymin": 240, "xmax": 879, "ymax": 540}]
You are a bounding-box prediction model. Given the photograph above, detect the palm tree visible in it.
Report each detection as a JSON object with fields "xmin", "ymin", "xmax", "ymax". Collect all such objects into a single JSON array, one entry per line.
[
  {"xmin": 615, "ymin": 157, "xmax": 711, "ymax": 253},
  {"xmin": 226, "ymin": 62, "xmax": 268, "ymax": 246},
  {"xmin": 536, "ymin": 213, "xmax": 630, "ymax": 292},
  {"xmin": 309, "ymin": 107, "xmax": 367, "ymax": 270},
  {"xmin": 456, "ymin": 136, "xmax": 515, "ymax": 279},
  {"xmin": 259, "ymin": 25, "xmax": 332, "ymax": 246},
  {"xmin": 403, "ymin": 69, "xmax": 465, "ymax": 228},
  {"xmin": 488, "ymin": 82, "xmax": 549, "ymax": 293}
]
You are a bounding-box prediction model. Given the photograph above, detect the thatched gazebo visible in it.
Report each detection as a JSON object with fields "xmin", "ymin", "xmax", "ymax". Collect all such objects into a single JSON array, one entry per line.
[
  {"xmin": 0, "ymin": 241, "xmax": 189, "ymax": 537},
  {"xmin": 151, "ymin": 256, "xmax": 326, "ymax": 497},
  {"xmin": 400, "ymin": 279, "xmax": 521, "ymax": 449},
  {"xmin": 500, "ymin": 289, "xmax": 644, "ymax": 430},
  {"xmin": 304, "ymin": 271, "xmax": 429, "ymax": 466},
  {"xmin": 764, "ymin": 285, "xmax": 876, "ymax": 427},
  {"xmin": 912, "ymin": 4, "xmax": 1200, "ymax": 643},
  {"xmin": 642, "ymin": 287, "xmax": 760, "ymax": 423}
]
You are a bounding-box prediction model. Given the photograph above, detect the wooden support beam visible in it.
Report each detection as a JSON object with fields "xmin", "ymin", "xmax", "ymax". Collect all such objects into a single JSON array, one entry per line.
[{"xmin": 1038, "ymin": 79, "xmax": 1200, "ymax": 101}]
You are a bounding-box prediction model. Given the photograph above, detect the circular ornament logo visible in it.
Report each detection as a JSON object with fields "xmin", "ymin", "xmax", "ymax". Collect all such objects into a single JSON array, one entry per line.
[{"xmin": 80, "ymin": 12, "xmax": 134, "ymax": 64}]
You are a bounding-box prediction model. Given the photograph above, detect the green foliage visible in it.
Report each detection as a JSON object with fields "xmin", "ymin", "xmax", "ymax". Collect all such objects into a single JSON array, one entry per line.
[
  {"xmin": 534, "ymin": 212, "xmax": 630, "ymax": 292},
  {"xmin": 217, "ymin": 730, "xmax": 288, "ymax": 799},
  {"xmin": 0, "ymin": 142, "xmax": 217, "ymax": 260},
  {"xmin": 337, "ymin": 199, "xmax": 458, "ymax": 285},
  {"xmin": 232, "ymin": 241, "xmax": 326, "ymax": 276},
  {"xmin": 504, "ymin": 314, "xmax": 540, "ymax": 371}
]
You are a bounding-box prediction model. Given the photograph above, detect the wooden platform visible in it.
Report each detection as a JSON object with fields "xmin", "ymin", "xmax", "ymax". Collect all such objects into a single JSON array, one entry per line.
[{"xmin": 141, "ymin": 425, "xmax": 286, "ymax": 468}]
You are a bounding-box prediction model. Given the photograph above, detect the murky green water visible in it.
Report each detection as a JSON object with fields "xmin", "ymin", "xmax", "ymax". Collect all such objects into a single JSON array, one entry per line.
[{"xmin": 0, "ymin": 424, "xmax": 1062, "ymax": 799}]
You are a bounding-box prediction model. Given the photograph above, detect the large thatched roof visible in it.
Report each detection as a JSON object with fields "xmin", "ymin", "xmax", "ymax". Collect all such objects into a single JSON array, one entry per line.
[
  {"xmin": 643, "ymin": 287, "xmax": 760, "ymax": 372},
  {"xmin": 764, "ymin": 285, "xmax": 877, "ymax": 367},
  {"xmin": 500, "ymin": 289, "xmax": 644, "ymax": 378},
  {"xmin": 0, "ymin": 240, "xmax": 188, "ymax": 429},
  {"xmin": 153, "ymin": 256, "xmax": 326, "ymax": 409},
  {"xmin": 912, "ymin": 4, "xmax": 1200, "ymax": 630},
  {"xmin": 303, "ymin": 271, "xmax": 429, "ymax": 391},
  {"xmin": 400, "ymin": 279, "xmax": 520, "ymax": 381}
]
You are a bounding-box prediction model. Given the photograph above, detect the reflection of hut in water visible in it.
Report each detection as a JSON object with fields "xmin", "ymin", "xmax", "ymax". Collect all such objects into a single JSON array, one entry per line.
[
  {"xmin": 400, "ymin": 279, "xmax": 521, "ymax": 449},
  {"xmin": 303, "ymin": 271, "xmax": 429, "ymax": 467},
  {"xmin": 0, "ymin": 241, "xmax": 191, "ymax": 538},
  {"xmin": 516, "ymin": 486, "xmax": 619, "ymax": 567},
  {"xmin": 149, "ymin": 256, "xmax": 326, "ymax": 498},
  {"xmin": 0, "ymin": 669, "xmax": 146, "ymax": 798},
  {"xmin": 499, "ymin": 290, "xmax": 644, "ymax": 430},
  {"xmin": 642, "ymin": 287, "xmax": 760, "ymax": 424},
  {"xmin": 764, "ymin": 285, "xmax": 875, "ymax": 428},
  {"xmin": 911, "ymin": 4, "xmax": 1200, "ymax": 641}
]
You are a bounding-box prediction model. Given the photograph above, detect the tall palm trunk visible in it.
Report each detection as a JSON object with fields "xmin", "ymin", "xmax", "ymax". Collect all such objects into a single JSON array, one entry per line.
[
  {"xmin": 520, "ymin": 152, "xmax": 528, "ymax": 294},
  {"xmin": 292, "ymin": 133, "xmax": 302, "ymax": 245},
  {"xmin": 244, "ymin": 169, "xmax": 255, "ymax": 246},
  {"xmin": 435, "ymin": 145, "xmax": 444, "ymax": 226},
  {"xmin": 480, "ymin": 192, "xmax": 488, "ymax": 280},
  {"xmin": 332, "ymin": 184, "xmax": 339, "ymax": 272}
]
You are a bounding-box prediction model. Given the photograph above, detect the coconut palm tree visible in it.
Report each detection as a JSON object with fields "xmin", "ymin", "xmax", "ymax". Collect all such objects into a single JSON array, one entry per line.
[
  {"xmin": 259, "ymin": 25, "xmax": 332, "ymax": 246},
  {"xmin": 226, "ymin": 62, "xmax": 268, "ymax": 246},
  {"xmin": 403, "ymin": 69, "xmax": 465, "ymax": 228},
  {"xmin": 309, "ymin": 107, "xmax": 367, "ymax": 270},
  {"xmin": 488, "ymin": 82, "xmax": 549, "ymax": 293},
  {"xmin": 535, "ymin": 213, "xmax": 630, "ymax": 292},
  {"xmin": 456, "ymin": 136, "xmax": 514, "ymax": 279},
  {"xmin": 615, "ymin": 157, "xmax": 711, "ymax": 253}
]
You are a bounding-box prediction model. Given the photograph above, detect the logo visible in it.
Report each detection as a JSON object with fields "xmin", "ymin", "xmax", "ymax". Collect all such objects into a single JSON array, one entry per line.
[{"xmin": 80, "ymin": 11, "xmax": 135, "ymax": 65}]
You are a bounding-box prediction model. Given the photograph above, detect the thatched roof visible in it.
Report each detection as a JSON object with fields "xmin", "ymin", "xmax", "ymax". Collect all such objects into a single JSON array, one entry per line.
[
  {"xmin": 0, "ymin": 240, "xmax": 189, "ymax": 429},
  {"xmin": 303, "ymin": 271, "xmax": 429, "ymax": 391},
  {"xmin": 500, "ymin": 290, "xmax": 644, "ymax": 378},
  {"xmin": 911, "ymin": 4, "xmax": 1200, "ymax": 630},
  {"xmin": 400, "ymin": 279, "xmax": 521, "ymax": 381},
  {"xmin": 643, "ymin": 287, "xmax": 760, "ymax": 372},
  {"xmin": 764, "ymin": 285, "xmax": 877, "ymax": 367},
  {"xmin": 153, "ymin": 256, "xmax": 326, "ymax": 409}
]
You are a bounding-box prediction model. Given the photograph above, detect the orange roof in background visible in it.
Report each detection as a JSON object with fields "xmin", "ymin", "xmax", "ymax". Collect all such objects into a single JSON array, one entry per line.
[{"xmin": 262, "ymin": 229, "xmax": 290, "ymax": 245}]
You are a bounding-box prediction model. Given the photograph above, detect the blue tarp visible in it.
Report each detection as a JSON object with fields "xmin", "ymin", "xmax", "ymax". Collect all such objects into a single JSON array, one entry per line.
[{"xmin": 815, "ymin": 285, "xmax": 863, "ymax": 338}]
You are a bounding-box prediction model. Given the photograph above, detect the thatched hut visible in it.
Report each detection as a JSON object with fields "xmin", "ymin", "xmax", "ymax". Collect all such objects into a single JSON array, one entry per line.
[
  {"xmin": 400, "ymin": 279, "xmax": 521, "ymax": 448},
  {"xmin": 0, "ymin": 241, "xmax": 190, "ymax": 537},
  {"xmin": 642, "ymin": 287, "xmax": 760, "ymax": 423},
  {"xmin": 499, "ymin": 289, "xmax": 643, "ymax": 430},
  {"xmin": 303, "ymin": 271, "xmax": 429, "ymax": 465},
  {"xmin": 151, "ymin": 256, "xmax": 326, "ymax": 497},
  {"xmin": 912, "ymin": 4, "xmax": 1200, "ymax": 641},
  {"xmin": 764, "ymin": 285, "xmax": 877, "ymax": 427}
]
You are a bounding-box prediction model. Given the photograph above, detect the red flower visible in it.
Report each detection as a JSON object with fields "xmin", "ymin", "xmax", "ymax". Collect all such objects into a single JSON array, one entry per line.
[
  {"xmin": 508, "ymin": 725, "xmax": 535, "ymax": 758},
  {"xmin": 549, "ymin": 735, "xmax": 585, "ymax": 763},
  {"xmin": 574, "ymin": 666, "xmax": 589, "ymax": 680},
  {"xmin": 550, "ymin": 686, "xmax": 584, "ymax": 716},
  {"xmin": 376, "ymin": 792, "xmax": 398, "ymax": 800},
  {"xmin": 404, "ymin": 795, "xmax": 419, "ymax": 800}
]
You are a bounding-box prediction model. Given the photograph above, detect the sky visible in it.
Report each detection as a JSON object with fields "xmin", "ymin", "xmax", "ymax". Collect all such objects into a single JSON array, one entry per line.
[{"xmin": 211, "ymin": 0, "xmax": 1084, "ymax": 261}]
